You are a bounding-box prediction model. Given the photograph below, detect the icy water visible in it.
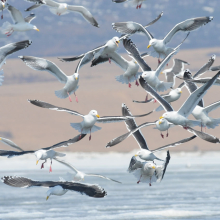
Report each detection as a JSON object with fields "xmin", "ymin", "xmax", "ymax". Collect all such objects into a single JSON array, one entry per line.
[{"xmin": 1, "ymin": 151, "xmax": 220, "ymax": 220}]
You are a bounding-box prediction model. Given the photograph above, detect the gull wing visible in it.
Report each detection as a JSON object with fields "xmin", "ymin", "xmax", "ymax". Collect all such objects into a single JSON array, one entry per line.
[
  {"xmin": 24, "ymin": 13, "xmax": 36, "ymax": 23},
  {"xmin": 178, "ymin": 71, "xmax": 220, "ymax": 118},
  {"xmin": 67, "ymin": 5, "xmax": 99, "ymax": 27},
  {"xmin": 42, "ymin": 134, "xmax": 86, "ymax": 151},
  {"xmin": 25, "ymin": 4, "xmax": 42, "ymax": 12},
  {"xmin": 152, "ymin": 136, "xmax": 196, "ymax": 153},
  {"xmin": 139, "ymin": 76, "xmax": 174, "ymax": 112},
  {"xmin": 0, "ymin": 150, "xmax": 34, "ymax": 158},
  {"xmin": 44, "ymin": 0, "xmax": 59, "ymax": 7},
  {"xmin": 193, "ymin": 55, "xmax": 216, "ymax": 79},
  {"xmin": 19, "ymin": 56, "xmax": 68, "ymax": 84},
  {"xmin": 1, "ymin": 176, "xmax": 107, "ymax": 198},
  {"xmin": 123, "ymin": 38, "xmax": 151, "ymax": 72},
  {"xmin": 163, "ymin": 16, "xmax": 213, "ymax": 44},
  {"xmin": 7, "ymin": 5, "xmax": 25, "ymax": 23},
  {"xmin": 28, "ymin": 100, "xmax": 84, "ymax": 117},
  {"xmin": 110, "ymin": 51, "xmax": 128, "ymax": 71},
  {"xmin": 127, "ymin": 156, "xmax": 143, "ymax": 173},
  {"xmin": 204, "ymin": 100, "xmax": 220, "ymax": 114},
  {"xmin": 53, "ymin": 158, "xmax": 78, "ymax": 173},
  {"xmin": 0, "ymin": 137, "xmax": 24, "ymax": 152},
  {"xmin": 85, "ymin": 174, "xmax": 121, "ymax": 184}
]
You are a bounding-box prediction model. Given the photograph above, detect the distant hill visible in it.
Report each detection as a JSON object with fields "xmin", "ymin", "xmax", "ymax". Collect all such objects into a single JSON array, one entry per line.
[{"xmin": 0, "ymin": 0, "xmax": 218, "ymax": 58}]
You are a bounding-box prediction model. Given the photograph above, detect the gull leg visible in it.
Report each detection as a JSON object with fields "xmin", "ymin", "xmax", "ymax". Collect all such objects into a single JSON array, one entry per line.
[
  {"xmin": 161, "ymin": 132, "xmax": 164, "ymax": 138},
  {"xmin": 89, "ymin": 129, "xmax": 91, "ymax": 141},
  {"xmin": 41, "ymin": 160, "xmax": 47, "ymax": 169},
  {"xmin": 137, "ymin": 175, "xmax": 142, "ymax": 184},
  {"xmin": 67, "ymin": 92, "xmax": 72, "ymax": 102},
  {"xmin": 136, "ymin": 4, "xmax": 138, "ymax": 9},
  {"xmin": 166, "ymin": 129, "xmax": 169, "ymax": 137},
  {"xmin": 145, "ymin": 94, "xmax": 148, "ymax": 102},
  {"xmin": 49, "ymin": 160, "xmax": 52, "ymax": 173},
  {"xmin": 128, "ymin": 77, "xmax": 131, "ymax": 88},
  {"xmin": 149, "ymin": 177, "xmax": 152, "ymax": 186},
  {"xmin": 1, "ymin": 10, "xmax": 3, "ymax": 19},
  {"xmin": 74, "ymin": 92, "xmax": 78, "ymax": 103},
  {"xmin": 135, "ymin": 79, "xmax": 139, "ymax": 86},
  {"xmin": 154, "ymin": 99, "xmax": 157, "ymax": 103},
  {"xmin": 183, "ymin": 126, "xmax": 188, "ymax": 130},
  {"xmin": 139, "ymin": 3, "xmax": 142, "ymax": 8},
  {"xmin": 78, "ymin": 129, "xmax": 83, "ymax": 140}
]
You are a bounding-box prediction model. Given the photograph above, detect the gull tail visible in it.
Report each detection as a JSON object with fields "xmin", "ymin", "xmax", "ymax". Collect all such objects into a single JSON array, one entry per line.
[
  {"xmin": 206, "ymin": 118, "xmax": 220, "ymax": 129},
  {"xmin": 55, "ymin": 89, "xmax": 68, "ymax": 99},
  {"xmin": 186, "ymin": 120, "xmax": 201, "ymax": 128},
  {"xmin": 156, "ymin": 81, "xmax": 173, "ymax": 92},
  {"xmin": 70, "ymin": 123, "xmax": 82, "ymax": 133},
  {"xmin": 115, "ymin": 75, "xmax": 129, "ymax": 84},
  {"xmin": 1, "ymin": 21, "xmax": 12, "ymax": 35}
]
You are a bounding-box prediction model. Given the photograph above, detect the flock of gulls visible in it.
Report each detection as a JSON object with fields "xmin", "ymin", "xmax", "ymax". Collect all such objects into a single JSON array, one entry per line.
[{"xmin": 0, "ymin": 0, "xmax": 219, "ymax": 202}]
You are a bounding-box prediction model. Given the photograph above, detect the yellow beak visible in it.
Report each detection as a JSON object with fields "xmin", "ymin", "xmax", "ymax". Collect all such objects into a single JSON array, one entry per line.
[
  {"xmin": 152, "ymin": 166, "xmax": 156, "ymax": 169},
  {"xmin": 75, "ymin": 77, "xmax": 78, "ymax": 80},
  {"xmin": 159, "ymin": 116, "xmax": 164, "ymax": 119},
  {"xmin": 134, "ymin": 154, "xmax": 138, "ymax": 157},
  {"xmin": 96, "ymin": 114, "xmax": 100, "ymax": 118},
  {"xmin": 159, "ymin": 120, "xmax": 162, "ymax": 125},
  {"xmin": 160, "ymin": 72, "xmax": 163, "ymax": 74},
  {"xmin": 116, "ymin": 41, "xmax": 120, "ymax": 47},
  {"xmin": 36, "ymin": 160, "xmax": 39, "ymax": 165},
  {"xmin": 3, "ymin": 4, "xmax": 5, "ymax": 8},
  {"xmin": 36, "ymin": 29, "xmax": 40, "ymax": 32},
  {"xmin": 147, "ymin": 45, "xmax": 151, "ymax": 49},
  {"xmin": 180, "ymin": 91, "xmax": 182, "ymax": 93},
  {"xmin": 46, "ymin": 196, "xmax": 49, "ymax": 200},
  {"xmin": 0, "ymin": 138, "xmax": 1, "ymax": 140}
]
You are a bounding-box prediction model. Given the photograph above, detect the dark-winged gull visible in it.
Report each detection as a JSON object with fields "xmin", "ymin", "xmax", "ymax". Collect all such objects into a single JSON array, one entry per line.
[
  {"xmin": 128, "ymin": 151, "xmax": 170, "ymax": 186},
  {"xmin": 54, "ymin": 158, "xmax": 121, "ymax": 183},
  {"xmin": 28, "ymin": 100, "xmax": 153, "ymax": 141},
  {"xmin": 19, "ymin": 56, "xmax": 80, "ymax": 103},
  {"xmin": 112, "ymin": 0, "xmax": 148, "ymax": 9},
  {"xmin": 24, "ymin": 0, "xmax": 99, "ymax": 27},
  {"xmin": 1, "ymin": 5, "xmax": 39, "ymax": 36},
  {"xmin": 0, "ymin": 134, "xmax": 86, "ymax": 172},
  {"xmin": 112, "ymin": 16, "xmax": 213, "ymax": 63},
  {"xmin": 1, "ymin": 176, "xmax": 106, "ymax": 199}
]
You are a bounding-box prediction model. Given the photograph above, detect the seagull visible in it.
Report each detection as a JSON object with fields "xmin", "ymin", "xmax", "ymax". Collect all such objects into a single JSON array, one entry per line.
[
  {"xmin": 24, "ymin": 0, "xmax": 99, "ymax": 27},
  {"xmin": 0, "ymin": 134, "xmax": 86, "ymax": 172},
  {"xmin": 112, "ymin": 0, "xmax": 148, "ymax": 9},
  {"xmin": 28, "ymin": 100, "xmax": 152, "ymax": 141},
  {"xmin": 59, "ymin": 12, "xmax": 163, "ymax": 66},
  {"xmin": 19, "ymin": 56, "xmax": 80, "ymax": 103},
  {"xmin": 113, "ymin": 38, "xmax": 149, "ymax": 88},
  {"xmin": 0, "ymin": 40, "xmax": 32, "ymax": 70},
  {"xmin": 112, "ymin": 16, "xmax": 213, "ymax": 63},
  {"xmin": 128, "ymin": 151, "xmax": 170, "ymax": 186},
  {"xmin": 0, "ymin": 0, "xmax": 6, "ymax": 19},
  {"xmin": 54, "ymin": 158, "xmax": 121, "ymax": 183},
  {"xmin": 123, "ymin": 38, "xmax": 182, "ymax": 92},
  {"xmin": 133, "ymin": 87, "xmax": 182, "ymax": 112},
  {"xmin": 1, "ymin": 5, "xmax": 39, "ymax": 37},
  {"xmin": 106, "ymin": 103, "xmax": 196, "ymax": 161},
  {"xmin": 140, "ymin": 71, "xmax": 220, "ymax": 128},
  {"xmin": 1, "ymin": 176, "xmax": 107, "ymax": 199},
  {"xmin": 181, "ymin": 70, "xmax": 220, "ymax": 131},
  {"xmin": 161, "ymin": 59, "xmax": 189, "ymax": 87}
]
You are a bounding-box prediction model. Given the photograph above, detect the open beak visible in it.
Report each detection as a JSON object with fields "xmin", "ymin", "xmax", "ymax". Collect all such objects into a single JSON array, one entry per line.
[
  {"xmin": 116, "ymin": 41, "xmax": 120, "ymax": 47},
  {"xmin": 96, "ymin": 114, "xmax": 100, "ymax": 118},
  {"xmin": 36, "ymin": 160, "xmax": 39, "ymax": 165},
  {"xmin": 46, "ymin": 196, "xmax": 49, "ymax": 200},
  {"xmin": 147, "ymin": 44, "xmax": 151, "ymax": 49},
  {"xmin": 152, "ymin": 166, "xmax": 156, "ymax": 169},
  {"xmin": 159, "ymin": 116, "xmax": 164, "ymax": 119}
]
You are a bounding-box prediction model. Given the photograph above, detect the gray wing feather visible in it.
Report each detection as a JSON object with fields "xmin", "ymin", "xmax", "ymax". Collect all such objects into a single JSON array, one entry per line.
[
  {"xmin": 24, "ymin": 13, "xmax": 36, "ymax": 23},
  {"xmin": 127, "ymin": 156, "xmax": 143, "ymax": 173},
  {"xmin": 25, "ymin": 4, "xmax": 42, "ymax": 12},
  {"xmin": 139, "ymin": 76, "xmax": 174, "ymax": 112},
  {"xmin": 19, "ymin": 56, "xmax": 68, "ymax": 83},
  {"xmin": 0, "ymin": 137, "xmax": 24, "ymax": 152},
  {"xmin": 0, "ymin": 150, "xmax": 35, "ymax": 158},
  {"xmin": 28, "ymin": 100, "xmax": 84, "ymax": 117},
  {"xmin": 7, "ymin": 5, "xmax": 25, "ymax": 23},
  {"xmin": 205, "ymin": 100, "xmax": 220, "ymax": 114},
  {"xmin": 152, "ymin": 136, "xmax": 196, "ymax": 153}
]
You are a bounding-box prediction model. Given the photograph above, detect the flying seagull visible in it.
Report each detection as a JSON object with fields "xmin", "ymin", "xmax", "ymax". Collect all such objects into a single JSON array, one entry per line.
[
  {"xmin": 19, "ymin": 56, "xmax": 80, "ymax": 102},
  {"xmin": 0, "ymin": 134, "xmax": 86, "ymax": 172},
  {"xmin": 1, "ymin": 5, "xmax": 39, "ymax": 37},
  {"xmin": 54, "ymin": 158, "xmax": 121, "ymax": 183},
  {"xmin": 1, "ymin": 176, "xmax": 106, "ymax": 199},
  {"xmin": 28, "ymin": 100, "xmax": 153, "ymax": 141},
  {"xmin": 0, "ymin": 0, "xmax": 6, "ymax": 19},
  {"xmin": 24, "ymin": 0, "xmax": 99, "ymax": 27},
  {"xmin": 112, "ymin": 16, "xmax": 213, "ymax": 63},
  {"xmin": 112, "ymin": 0, "xmax": 148, "ymax": 9},
  {"xmin": 106, "ymin": 103, "xmax": 196, "ymax": 161},
  {"xmin": 0, "ymin": 40, "xmax": 32, "ymax": 70},
  {"xmin": 128, "ymin": 151, "xmax": 170, "ymax": 186}
]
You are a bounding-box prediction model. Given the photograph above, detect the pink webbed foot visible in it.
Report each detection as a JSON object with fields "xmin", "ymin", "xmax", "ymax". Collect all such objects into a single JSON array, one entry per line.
[
  {"xmin": 183, "ymin": 126, "xmax": 188, "ymax": 130},
  {"xmin": 89, "ymin": 134, "xmax": 91, "ymax": 141},
  {"xmin": 161, "ymin": 133, "xmax": 164, "ymax": 138},
  {"xmin": 149, "ymin": 183, "xmax": 152, "ymax": 186},
  {"xmin": 137, "ymin": 180, "xmax": 140, "ymax": 184},
  {"xmin": 166, "ymin": 132, "xmax": 169, "ymax": 137},
  {"xmin": 136, "ymin": 5, "xmax": 138, "ymax": 9},
  {"xmin": 75, "ymin": 96, "xmax": 78, "ymax": 103},
  {"xmin": 1, "ymin": 15, "xmax": 3, "ymax": 19},
  {"xmin": 109, "ymin": 58, "xmax": 111, "ymax": 64},
  {"xmin": 128, "ymin": 83, "xmax": 132, "ymax": 88},
  {"xmin": 135, "ymin": 80, "xmax": 139, "ymax": 86},
  {"xmin": 158, "ymin": 59, "xmax": 161, "ymax": 65},
  {"xmin": 139, "ymin": 3, "xmax": 142, "ymax": 8},
  {"xmin": 67, "ymin": 92, "xmax": 72, "ymax": 102},
  {"xmin": 41, "ymin": 163, "xmax": 44, "ymax": 169},
  {"xmin": 49, "ymin": 166, "xmax": 52, "ymax": 173},
  {"xmin": 154, "ymin": 99, "xmax": 157, "ymax": 103}
]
